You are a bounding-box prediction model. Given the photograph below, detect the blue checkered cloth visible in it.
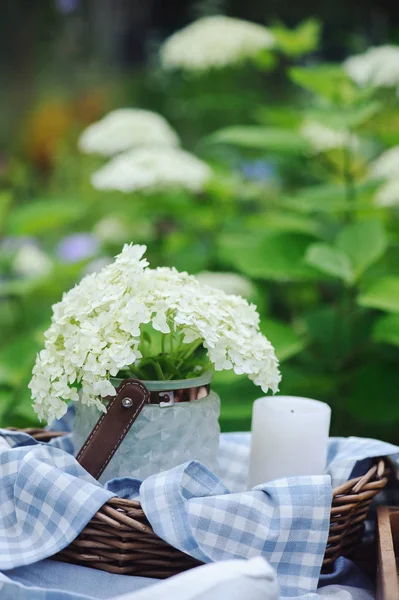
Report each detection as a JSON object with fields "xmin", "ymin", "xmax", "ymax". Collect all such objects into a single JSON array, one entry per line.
[{"xmin": 1, "ymin": 412, "xmax": 398, "ymax": 597}]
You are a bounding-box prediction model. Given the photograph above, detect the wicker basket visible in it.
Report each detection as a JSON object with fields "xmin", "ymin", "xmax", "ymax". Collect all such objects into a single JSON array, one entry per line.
[{"xmin": 11, "ymin": 428, "xmax": 389, "ymax": 579}]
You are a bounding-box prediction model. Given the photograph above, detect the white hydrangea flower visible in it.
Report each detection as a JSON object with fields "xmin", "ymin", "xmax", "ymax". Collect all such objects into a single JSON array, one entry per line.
[
  {"xmin": 375, "ymin": 179, "xmax": 399, "ymax": 207},
  {"xmin": 29, "ymin": 244, "xmax": 280, "ymax": 422},
  {"xmin": 160, "ymin": 15, "xmax": 274, "ymax": 71},
  {"xmin": 300, "ymin": 121, "xmax": 360, "ymax": 153},
  {"xmin": 78, "ymin": 109, "xmax": 180, "ymax": 156},
  {"xmin": 91, "ymin": 147, "xmax": 211, "ymax": 193},
  {"xmin": 195, "ymin": 271, "xmax": 255, "ymax": 299},
  {"xmin": 13, "ymin": 245, "xmax": 52, "ymax": 279},
  {"xmin": 370, "ymin": 146, "xmax": 399, "ymax": 180},
  {"xmin": 344, "ymin": 45, "xmax": 399, "ymax": 88}
]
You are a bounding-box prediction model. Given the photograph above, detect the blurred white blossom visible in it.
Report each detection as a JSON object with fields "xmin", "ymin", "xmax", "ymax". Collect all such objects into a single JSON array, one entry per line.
[
  {"xmin": 300, "ymin": 121, "xmax": 360, "ymax": 153},
  {"xmin": 160, "ymin": 16, "xmax": 274, "ymax": 71},
  {"xmin": 370, "ymin": 146, "xmax": 399, "ymax": 180},
  {"xmin": 91, "ymin": 147, "xmax": 211, "ymax": 193},
  {"xmin": 13, "ymin": 244, "xmax": 52, "ymax": 279},
  {"xmin": 369, "ymin": 147, "xmax": 399, "ymax": 206},
  {"xmin": 78, "ymin": 109, "xmax": 180, "ymax": 156},
  {"xmin": 94, "ymin": 216, "xmax": 130, "ymax": 244},
  {"xmin": 375, "ymin": 179, "xmax": 399, "ymax": 207},
  {"xmin": 344, "ymin": 45, "xmax": 399, "ymax": 88},
  {"xmin": 29, "ymin": 244, "xmax": 280, "ymax": 422},
  {"xmin": 195, "ymin": 271, "xmax": 255, "ymax": 299}
]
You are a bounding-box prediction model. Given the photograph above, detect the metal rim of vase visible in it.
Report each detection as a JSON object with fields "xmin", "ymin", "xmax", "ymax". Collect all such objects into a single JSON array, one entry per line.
[{"xmin": 110, "ymin": 370, "xmax": 213, "ymax": 392}]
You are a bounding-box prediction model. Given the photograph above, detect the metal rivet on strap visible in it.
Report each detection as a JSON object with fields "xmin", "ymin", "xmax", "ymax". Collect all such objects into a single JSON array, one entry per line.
[{"xmin": 122, "ymin": 397, "xmax": 133, "ymax": 408}]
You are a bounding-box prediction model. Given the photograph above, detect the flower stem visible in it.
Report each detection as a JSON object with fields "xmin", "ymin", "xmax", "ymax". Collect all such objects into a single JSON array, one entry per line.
[
  {"xmin": 152, "ymin": 360, "xmax": 165, "ymax": 380},
  {"xmin": 140, "ymin": 330, "xmax": 147, "ymax": 358},
  {"xmin": 175, "ymin": 339, "xmax": 203, "ymax": 370}
]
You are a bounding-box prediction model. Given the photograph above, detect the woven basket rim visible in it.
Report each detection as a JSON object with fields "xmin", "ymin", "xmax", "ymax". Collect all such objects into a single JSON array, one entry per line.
[{"xmin": 6, "ymin": 427, "xmax": 390, "ymax": 578}]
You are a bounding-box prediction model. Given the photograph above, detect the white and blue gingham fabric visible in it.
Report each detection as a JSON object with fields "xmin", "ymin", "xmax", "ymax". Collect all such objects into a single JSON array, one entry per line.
[
  {"xmin": 0, "ymin": 430, "xmax": 113, "ymax": 569},
  {"xmin": 1, "ymin": 412, "xmax": 399, "ymax": 597}
]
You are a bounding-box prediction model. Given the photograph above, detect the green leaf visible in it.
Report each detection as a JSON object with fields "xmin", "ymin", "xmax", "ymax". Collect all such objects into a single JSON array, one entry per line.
[
  {"xmin": 358, "ymin": 277, "xmax": 399, "ymax": 313},
  {"xmin": 346, "ymin": 365, "xmax": 399, "ymax": 423},
  {"xmin": 6, "ymin": 199, "xmax": 86, "ymax": 235},
  {"xmin": 304, "ymin": 306, "xmax": 372, "ymax": 366},
  {"xmin": 218, "ymin": 232, "xmax": 318, "ymax": 281},
  {"xmin": 207, "ymin": 126, "xmax": 309, "ymax": 154},
  {"xmin": 254, "ymin": 212, "xmax": 322, "ymax": 237},
  {"xmin": 363, "ymin": 105, "xmax": 399, "ymax": 145},
  {"xmin": 164, "ymin": 233, "xmax": 210, "ymax": 274},
  {"xmin": 0, "ymin": 385, "xmax": 39, "ymax": 428},
  {"xmin": 305, "ymin": 306, "xmax": 349, "ymax": 364},
  {"xmin": 289, "ymin": 65, "xmax": 356, "ymax": 102},
  {"xmin": 306, "ymin": 102, "xmax": 381, "ymax": 130},
  {"xmin": 254, "ymin": 106, "xmax": 302, "ymax": 128},
  {"xmin": 0, "ymin": 279, "xmax": 39, "ymax": 297},
  {"xmin": 10, "ymin": 401, "xmax": 40, "ymax": 428},
  {"xmin": 260, "ymin": 318, "xmax": 307, "ymax": 361},
  {"xmin": 0, "ymin": 390, "xmax": 15, "ymax": 427},
  {"xmin": 373, "ymin": 314, "xmax": 399, "ymax": 347},
  {"xmin": 278, "ymin": 364, "xmax": 337, "ymax": 398},
  {"xmin": 280, "ymin": 181, "xmax": 379, "ymax": 213},
  {"xmin": 305, "ymin": 243, "xmax": 354, "ymax": 284},
  {"xmin": 251, "ymin": 50, "xmax": 277, "ymax": 71},
  {"xmin": 0, "ymin": 335, "xmax": 40, "ymax": 386},
  {"xmin": 336, "ymin": 220, "xmax": 387, "ymax": 280},
  {"xmin": 271, "ymin": 18, "xmax": 321, "ymax": 57}
]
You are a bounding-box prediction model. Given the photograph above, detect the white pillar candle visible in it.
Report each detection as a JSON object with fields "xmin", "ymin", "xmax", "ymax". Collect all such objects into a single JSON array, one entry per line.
[{"xmin": 247, "ymin": 396, "xmax": 331, "ymax": 488}]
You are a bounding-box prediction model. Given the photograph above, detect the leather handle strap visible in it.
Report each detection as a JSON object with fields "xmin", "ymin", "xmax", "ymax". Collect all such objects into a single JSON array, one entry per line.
[{"xmin": 76, "ymin": 379, "xmax": 150, "ymax": 480}]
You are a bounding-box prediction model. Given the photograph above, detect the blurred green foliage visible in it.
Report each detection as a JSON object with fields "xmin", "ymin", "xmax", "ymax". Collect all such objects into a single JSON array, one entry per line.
[{"xmin": 1, "ymin": 17, "xmax": 399, "ymax": 442}]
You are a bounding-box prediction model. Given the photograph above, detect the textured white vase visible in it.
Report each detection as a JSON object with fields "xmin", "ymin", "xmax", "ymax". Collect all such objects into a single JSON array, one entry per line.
[{"xmin": 73, "ymin": 378, "xmax": 220, "ymax": 484}]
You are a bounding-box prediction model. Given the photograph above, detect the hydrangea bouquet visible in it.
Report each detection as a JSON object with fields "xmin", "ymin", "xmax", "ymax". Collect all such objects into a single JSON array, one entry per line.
[
  {"xmin": 29, "ymin": 245, "xmax": 280, "ymax": 479},
  {"xmin": 30, "ymin": 244, "xmax": 280, "ymax": 423}
]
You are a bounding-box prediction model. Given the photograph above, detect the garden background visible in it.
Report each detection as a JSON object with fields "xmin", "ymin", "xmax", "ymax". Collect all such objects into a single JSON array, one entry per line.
[{"xmin": 1, "ymin": 0, "xmax": 399, "ymax": 440}]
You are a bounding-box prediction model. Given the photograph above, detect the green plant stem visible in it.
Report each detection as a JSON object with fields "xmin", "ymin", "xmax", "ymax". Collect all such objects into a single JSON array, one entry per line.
[
  {"xmin": 342, "ymin": 137, "xmax": 356, "ymax": 224},
  {"xmin": 130, "ymin": 365, "xmax": 147, "ymax": 379},
  {"xmin": 140, "ymin": 330, "xmax": 147, "ymax": 358},
  {"xmin": 152, "ymin": 360, "xmax": 165, "ymax": 380},
  {"xmin": 175, "ymin": 339, "xmax": 203, "ymax": 370},
  {"xmin": 174, "ymin": 333, "xmax": 184, "ymax": 354}
]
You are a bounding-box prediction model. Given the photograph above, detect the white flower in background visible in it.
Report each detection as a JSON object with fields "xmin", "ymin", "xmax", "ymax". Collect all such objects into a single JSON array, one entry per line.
[
  {"xmin": 195, "ymin": 271, "xmax": 255, "ymax": 299},
  {"xmin": 375, "ymin": 180, "xmax": 399, "ymax": 207},
  {"xmin": 300, "ymin": 121, "xmax": 360, "ymax": 153},
  {"xmin": 91, "ymin": 147, "xmax": 211, "ymax": 193},
  {"xmin": 160, "ymin": 15, "xmax": 274, "ymax": 71},
  {"xmin": 94, "ymin": 216, "xmax": 130, "ymax": 244},
  {"xmin": 78, "ymin": 109, "xmax": 180, "ymax": 156},
  {"xmin": 13, "ymin": 244, "xmax": 52, "ymax": 279},
  {"xmin": 29, "ymin": 244, "xmax": 280, "ymax": 422},
  {"xmin": 344, "ymin": 45, "xmax": 399, "ymax": 87},
  {"xmin": 370, "ymin": 146, "xmax": 399, "ymax": 180}
]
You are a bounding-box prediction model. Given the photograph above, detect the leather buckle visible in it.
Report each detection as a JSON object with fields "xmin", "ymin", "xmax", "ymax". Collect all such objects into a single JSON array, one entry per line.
[{"xmin": 159, "ymin": 391, "xmax": 175, "ymax": 407}]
